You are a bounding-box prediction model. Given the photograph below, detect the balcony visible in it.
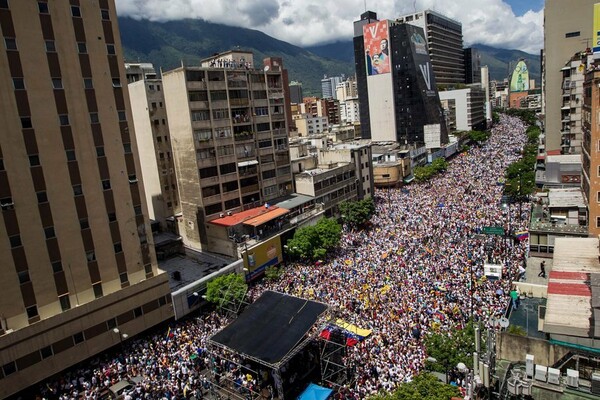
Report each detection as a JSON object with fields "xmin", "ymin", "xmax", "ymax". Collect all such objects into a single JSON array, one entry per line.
[
  {"xmin": 186, "ymin": 81, "xmax": 207, "ymax": 90},
  {"xmin": 239, "ymin": 167, "xmax": 258, "ymax": 177},
  {"xmin": 203, "ymin": 194, "xmax": 222, "ymax": 204},
  {"xmin": 230, "ymin": 98, "xmax": 249, "ymax": 107},
  {"xmin": 200, "ymin": 175, "xmax": 220, "ymax": 187},
  {"xmin": 221, "ymin": 190, "xmax": 240, "ymax": 202},
  {"xmin": 271, "ymin": 112, "xmax": 285, "ymax": 121},
  {"xmin": 234, "ymin": 131, "xmax": 254, "ymax": 142},
  {"xmin": 197, "ymin": 157, "xmax": 217, "ymax": 168},
  {"xmin": 189, "ymin": 100, "xmax": 209, "ymax": 109},
  {"xmin": 233, "ymin": 114, "xmax": 251, "ymax": 124},
  {"xmin": 261, "ymin": 177, "xmax": 277, "ymax": 187},
  {"xmin": 220, "ymin": 172, "xmax": 238, "ymax": 183},
  {"xmin": 241, "ymin": 184, "xmax": 259, "ymax": 194},
  {"xmin": 259, "ymin": 147, "xmax": 273, "ymax": 156},
  {"xmin": 207, "ymin": 81, "xmax": 226, "ymax": 90},
  {"xmin": 217, "ymin": 154, "xmax": 236, "ymax": 164},
  {"xmin": 275, "ymin": 156, "xmax": 290, "ymax": 166},
  {"xmin": 272, "ymin": 128, "xmax": 287, "ymax": 137},
  {"xmin": 276, "ymin": 174, "xmax": 291, "ymax": 184}
]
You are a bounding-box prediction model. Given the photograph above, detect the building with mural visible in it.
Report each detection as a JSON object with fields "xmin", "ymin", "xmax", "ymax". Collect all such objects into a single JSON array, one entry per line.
[
  {"xmin": 353, "ymin": 11, "xmax": 448, "ymax": 148},
  {"xmin": 509, "ymin": 60, "xmax": 530, "ymax": 108}
]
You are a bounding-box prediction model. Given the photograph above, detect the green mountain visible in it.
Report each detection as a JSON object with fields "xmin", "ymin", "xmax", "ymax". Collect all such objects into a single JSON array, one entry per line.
[
  {"xmin": 118, "ymin": 17, "xmax": 541, "ymax": 95},
  {"xmin": 118, "ymin": 17, "xmax": 353, "ymax": 96}
]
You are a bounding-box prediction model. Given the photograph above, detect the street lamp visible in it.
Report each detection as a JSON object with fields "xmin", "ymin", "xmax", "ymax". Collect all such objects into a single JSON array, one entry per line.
[{"xmin": 112, "ymin": 328, "xmax": 128, "ymax": 352}]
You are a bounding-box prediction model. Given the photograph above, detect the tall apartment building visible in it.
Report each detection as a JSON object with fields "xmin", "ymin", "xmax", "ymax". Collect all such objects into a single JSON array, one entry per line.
[
  {"xmin": 397, "ymin": 9, "xmax": 465, "ymax": 85},
  {"xmin": 560, "ymin": 51, "xmax": 593, "ymax": 154},
  {"xmin": 544, "ymin": 0, "xmax": 596, "ymax": 152},
  {"xmin": 129, "ymin": 76, "xmax": 180, "ymax": 228},
  {"xmin": 298, "ymin": 97, "xmax": 341, "ymax": 125},
  {"xmin": 321, "ymin": 75, "xmax": 343, "ymax": 99},
  {"xmin": 353, "ymin": 11, "xmax": 448, "ymax": 146},
  {"xmin": 438, "ymin": 87, "xmax": 486, "ymax": 132},
  {"xmin": 289, "ymin": 80, "xmax": 303, "ymax": 104},
  {"xmin": 582, "ymin": 67, "xmax": 600, "ymax": 236},
  {"xmin": 336, "ymin": 77, "xmax": 360, "ymax": 123},
  {"xmin": 0, "ymin": 1, "xmax": 172, "ymax": 396},
  {"xmin": 464, "ymin": 48, "xmax": 481, "ymax": 84},
  {"xmin": 162, "ymin": 51, "xmax": 293, "ymax": 251}
]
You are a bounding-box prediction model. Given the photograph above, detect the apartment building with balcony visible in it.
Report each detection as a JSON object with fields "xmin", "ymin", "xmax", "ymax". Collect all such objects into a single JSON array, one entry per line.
[
  {"xmin": 559, "ymin": 50, "xmax": 593, "ymax": 154},
  {"xmin": 162, "ymin": 51, "xmax": 293, "ymax": 252},
  {"xmin": 583, "ymin": 66, "xmax": 600, "ymax": 236},
  {"xmin": 438, "ymin": 86, "xmax": 486, "ymax": 132}
]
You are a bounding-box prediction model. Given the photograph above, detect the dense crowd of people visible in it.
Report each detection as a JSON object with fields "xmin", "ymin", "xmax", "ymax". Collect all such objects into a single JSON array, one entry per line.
[{"xmin": 34, "ymin": 114, "xmax": 530, "ymax": 399}]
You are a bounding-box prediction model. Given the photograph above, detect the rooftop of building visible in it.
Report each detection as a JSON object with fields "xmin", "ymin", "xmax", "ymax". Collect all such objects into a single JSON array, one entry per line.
[
  {"xmin": 272, "ymin": 193, "xmax": 315, "ymax": 210},
  {"xmin": 546, "ymin": 154, "xmax": 582, "ymax": 164},
  {"xmin": 329, "ymin": 140, "xmax": 371, "ymax": 150},
  {"xmin": 296, "ymin": 162, "xmax": 352, "ymax": 177},
  {"xmin": 543, "ymin": 237, "xmax": 600, "ymax": 339},
  {"xmin": 209, "ymin": 204, "xmax": 289, "ymax": 228},
  {"xmin": 158, "ymin": 248, "xmax": 234, "ymax": 292},
  {"xmin": 547, "ymin": 188, "xmax": 586, "ymax": 208}
]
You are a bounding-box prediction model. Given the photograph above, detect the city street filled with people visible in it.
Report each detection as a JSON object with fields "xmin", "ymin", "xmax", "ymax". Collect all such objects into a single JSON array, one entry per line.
[{"xmin": 34, "ymin": 114, "xmax": 530, "ymax": 399}]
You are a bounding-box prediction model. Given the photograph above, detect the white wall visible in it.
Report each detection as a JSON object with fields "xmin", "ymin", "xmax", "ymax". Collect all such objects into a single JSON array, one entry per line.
[{"xmin": 367, "ymin": 73, "xmax": 396, "ymax": 141}]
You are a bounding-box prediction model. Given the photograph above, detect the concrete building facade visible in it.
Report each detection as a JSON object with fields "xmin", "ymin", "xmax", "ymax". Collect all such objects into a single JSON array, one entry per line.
[
  {"xmin": 397, "ymin": 9, "xmax": 465, "ymax": 85},
  {"xmin": 544, "ymin": 0, "xmax": 596, "ymax": 152},
  {"xmin": 582, "ymin": 67, "xmax": 600, "ymax": 237},
  {"xmin": 438, "ymin": 87, "xmax": 486, "ymax": 132},
  {"xmin": 161, "ymin": 51, "xmax": 294, "ymax": 251},
  {"xmin": 0, "ymin": 1, "xmax": 172, "ymax": 396},
  {"xmin": 128, "ymin": 78, "xmax": 180, "ymax": 228}
]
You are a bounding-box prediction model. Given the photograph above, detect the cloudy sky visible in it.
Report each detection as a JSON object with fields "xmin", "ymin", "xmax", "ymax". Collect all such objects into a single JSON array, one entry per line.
[{"xmin": 115, "ymin": 0, "xmax": 544, "ymax": 54}]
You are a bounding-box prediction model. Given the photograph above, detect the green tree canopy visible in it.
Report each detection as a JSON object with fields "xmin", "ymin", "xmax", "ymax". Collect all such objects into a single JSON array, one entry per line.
[
  {"xmin": 414, "ymin": 158, "xmax": 449, "ymax": 183},
  {"xmin": 205, "ymin": 273, "xmax": 247, "ymax": 309},
  {"xmin": 340, "ymin": 197, "xmax": 376, "ymax": 228},
  {"xmin": 424, "ymin": 321, "xmax": 477, "ymax": 373},
  {"xmin": 286, "ymin": 217, "xmax": 341, "ymax": 261},
  {"xmin": 468, "ymin": 130, "xmax": 490, "ymax": 143},
  {"xmin": 369, "ymin": 373, "xmax": 460, "ymax": 400}
]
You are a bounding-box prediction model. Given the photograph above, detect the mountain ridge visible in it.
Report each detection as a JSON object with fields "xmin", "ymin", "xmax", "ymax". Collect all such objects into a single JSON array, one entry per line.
[{"xmin": 118, "ymin": 17, "xmax": 541, "ymax": 95}]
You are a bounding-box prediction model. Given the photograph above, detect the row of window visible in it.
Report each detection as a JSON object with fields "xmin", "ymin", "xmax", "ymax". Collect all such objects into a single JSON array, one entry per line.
[
  {"xmin": 5, "ymin": 36, "xmax": 116, "ymax": 56},
  {"xmin": 0, "ymin": 295, "xmax": 170, "ymax": 380},
  {"xmin": 19, "ymin": 111, "xmax": 125, "ymax": 130},
  {"xmin": 13, "ymin": 76, "xmax": 121, "ymax": 92}
]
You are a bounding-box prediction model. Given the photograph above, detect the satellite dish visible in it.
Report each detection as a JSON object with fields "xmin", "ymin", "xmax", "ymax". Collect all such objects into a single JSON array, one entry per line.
[
  {"xmin": 264, "ymin": 65, "xmax": 270, "ymax": 72},
  {"xmin": 499, "ymin": 317, "xmax": 509, "ymax": 328}
]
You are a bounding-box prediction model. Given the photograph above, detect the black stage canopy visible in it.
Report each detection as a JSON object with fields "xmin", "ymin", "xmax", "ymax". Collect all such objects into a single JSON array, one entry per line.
[{"xmin": 210, "ymin": 291, "xmax": 329, "ymax": 366}]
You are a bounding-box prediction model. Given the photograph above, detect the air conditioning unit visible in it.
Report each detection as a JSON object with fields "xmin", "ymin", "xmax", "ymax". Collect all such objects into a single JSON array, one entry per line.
[
  {"xmin": 591, "ymin": 372, "xmax": 600, "ymax": 394},
  {"xmin": 227, "ymin": 211, "xmax": 232, "ymax": 216},
  {"xmin": 535, "ymin": 365, "xmax": 547, "ymax": 382},
  {"xmin": 525, "ymin": 354, "xmax": 534, "ymax": 378},
  {"xmin": 547, "ymin": 367, "xmax": 560, "ymax": 385},
  {"xmin": 219, "ymin": 213, "xmax": 224, "ymax": 218},
  {"xmin": 566, "ymin": 369, "xmax": 579, "ymax": 388}
]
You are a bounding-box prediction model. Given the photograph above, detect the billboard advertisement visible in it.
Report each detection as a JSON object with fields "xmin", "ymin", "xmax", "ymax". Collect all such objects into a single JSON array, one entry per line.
[
  {"xmin": 244, "ymin": 235, "xmax": 283, "ymax": 281},
  {"xmin": 510, "ymin": 60, "xmax": 529, "ymax": 92},
  {"xmin": 363, "ymin": 20, "xmax": 390, "ymax": 75}
]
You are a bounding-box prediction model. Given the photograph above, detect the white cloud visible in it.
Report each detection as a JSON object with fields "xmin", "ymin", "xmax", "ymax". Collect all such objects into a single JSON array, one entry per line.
[{"xmin": 114, "ymin": 0, "xmax": 543, "ymax": 54}]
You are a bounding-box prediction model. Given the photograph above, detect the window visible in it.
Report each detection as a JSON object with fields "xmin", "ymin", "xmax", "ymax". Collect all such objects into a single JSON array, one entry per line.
[
  {"xmin": 79, "ymin": 218, "xmax": 89, "ymax": 230},
  {"xmin": 13, "ymin": 78, "xmax": 24, "ymax": 90},
  {"xmin": 191, "ymin": 110, "xmax": 210, "ymax": 121},
  {"xmin": 156, "ymin": 136, "xmax": 162, "ymax": 143},
  {"xmin": 133, "ymin": 205, "xmax": 142, "ymax": 216},
  {"xmin": 112, "ymin": 78, "xmax": 121, "ymax": 88},
  {"xmin": 83, "ymin": 78, "xmax": 93, "ymax": 89},
  {"xmin": 117, "ymin": 111, "xmax": 126, "ymax": 121},
  {"xmin": 29, "ymin": 154, "xmax": 40, "ymax": 166},
  {"xmin": 101, "ymin": 179, "xmax": 111, "ymax": 190},
  {"xmin": 212, "ymin": 108, "xmax": 229, "ymax": 120},
  {"xmin": 59, "ymin": 114, "xmax": 69, "ymax": 126},
  {"xmin": 4, "ymin": 37, "xmax": 16, "ymax": 50},
  {"xmin": 2, "ymin": 361, "xmax": 16, "ymax": 377},
  {"xmin": 77, "ymin": 42, "xmax": 87, "ymax": 54},
  {"xmin": 565, "ymin": 31, "xmax": 580, "ymax": 38},
  {"xmin": 71, "ymin": 5, "xmax": 81, "ymax": 17},
  {"xmin": 119, "ymin": 272, "xmax": 128, "ymax": 284},
  {"xmin": 157, "ymin": 84, "xmax": 161, "ymax": 91},
  {"xmin": 93, "ymin": 282, "xmax": 103, "ymax": 298},
  {"xmin": 44, "ymin": 226, "xmax": 55, "ymax": 239},
  {"xmin": 90, "ymin": 112, "xmax": 99, "ymax": 124},
  {"xmin": 9, "ymin": 234, "xmax": 21, "ymax": 248},
  {"xmin": 51, "ymin": 260, "xmax": 62, "ymax": 273},
  {"xmin": 38, "ymin": 2, "xmax": 49, "ymax": 13},
  {"xmin": 145, "ymin": 264, "xmax": 153, "ymax": 274},
  {"xmin": 113, "ymin": 242, "xmax": 122, "ymax": 253},
  {"xmin": 40, "ymin": 345, "xmax": 53, "ymax": 359},
  {"xmin": 123, "ymin": 142, "xmax": 132, "ymax": 153},
  {"xmin": 101, "ymin": 9, "xmax": 110, "ymax": 20},
  {"xmin": 66, "ymin": 149, "xmax": 76, "ymax": 161},
  {"xmin": 26, "ymin": 305, "xmax": 38, "ymax": 319},
  {"xmin": 86, "ymin": 250, "xmax": 96, "ymax": 262},
  {"xmin": 45, "ymin": 40, "xmax": 55, "ymax": 52},
  {"xmin": 133, "ymin": 306, "xmax": 143, "ymax": 318},
  {"xmin": 73, "ymin": 332, "xmax": 84, "ymax": 344},
  {"xmin": 128, "ymin": 174, "xmax": 137, "ymax": 184},
  {"xmin": 106, "ymin": 318, "xmax": 117, "ymax": 330},
  {"xmin": 0, "ymin": 158, "xmax": 3, "ymax": 170},
  {"xmin": 0, "ymin": 0, "xmax": 9, "ymax": 9},
  {"xmin": 108, "ymin": 212, "xmax": 117, "ymax": 222},
  {"xmin": 1, "ymin": 196, "xmax": 14, "ymax": 210},
  {"xmin": 59, "ymin": 294, "xmax": 71, "ymax": 311},
  {"xmin": 96, "ymin": 146, "xmax": 104, "ymax": 157},
  {"xmin": 17, "ymin": 270, "xmax": 30, "ymax": 284},
  {"xmin": 72, "ymin": 184, "xmax": 83, "ymax": 196},
  {"xmin": 52, "ymin": 78, "xmax": 63, "ymax": 89},
  {"xmin": 107, "ymin": 44, "xmax": 115, "ymax": 55},
  {"xmin": 20, "ymin": 117, "xmax": 32, "ymax": 129}
]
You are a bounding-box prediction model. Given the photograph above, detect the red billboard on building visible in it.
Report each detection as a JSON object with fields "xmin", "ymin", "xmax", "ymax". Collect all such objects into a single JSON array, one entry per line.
[{"xmin": 363, "ymin": 20, "xmax": 390, "ymax": 76}]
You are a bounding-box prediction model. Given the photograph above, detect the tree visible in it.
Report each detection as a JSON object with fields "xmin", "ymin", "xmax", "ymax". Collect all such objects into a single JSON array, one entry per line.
[
  {"xmin": 205, "ymin": 273, "xmax": 247, "ymax": 309},
  {"xmin": 286, "ymin": 217, "xmax": 341, "ymax": 261},
  {"xmin": 264, "ymin": 265, "xmax": 283, "ymax": 282},
  {"xmin": 340, "ymin": 197, "xmax": 376, "ymax": 228},
  {"xmin": 424, "ymin": 321, "xmax": 477, "ymax": 374},
  {"xmin": 468, "ymin": 130, "xmax": 490, "ymax": 144},
  {"xmin": 370, "ymin": 373, "xmax": 460, "ymax": 400}
]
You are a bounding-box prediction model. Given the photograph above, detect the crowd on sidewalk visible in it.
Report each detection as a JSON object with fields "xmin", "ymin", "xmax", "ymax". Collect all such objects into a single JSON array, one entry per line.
[{"xmin": 35, "ymin": 115, "xmax": 530, "ymax": 399}]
